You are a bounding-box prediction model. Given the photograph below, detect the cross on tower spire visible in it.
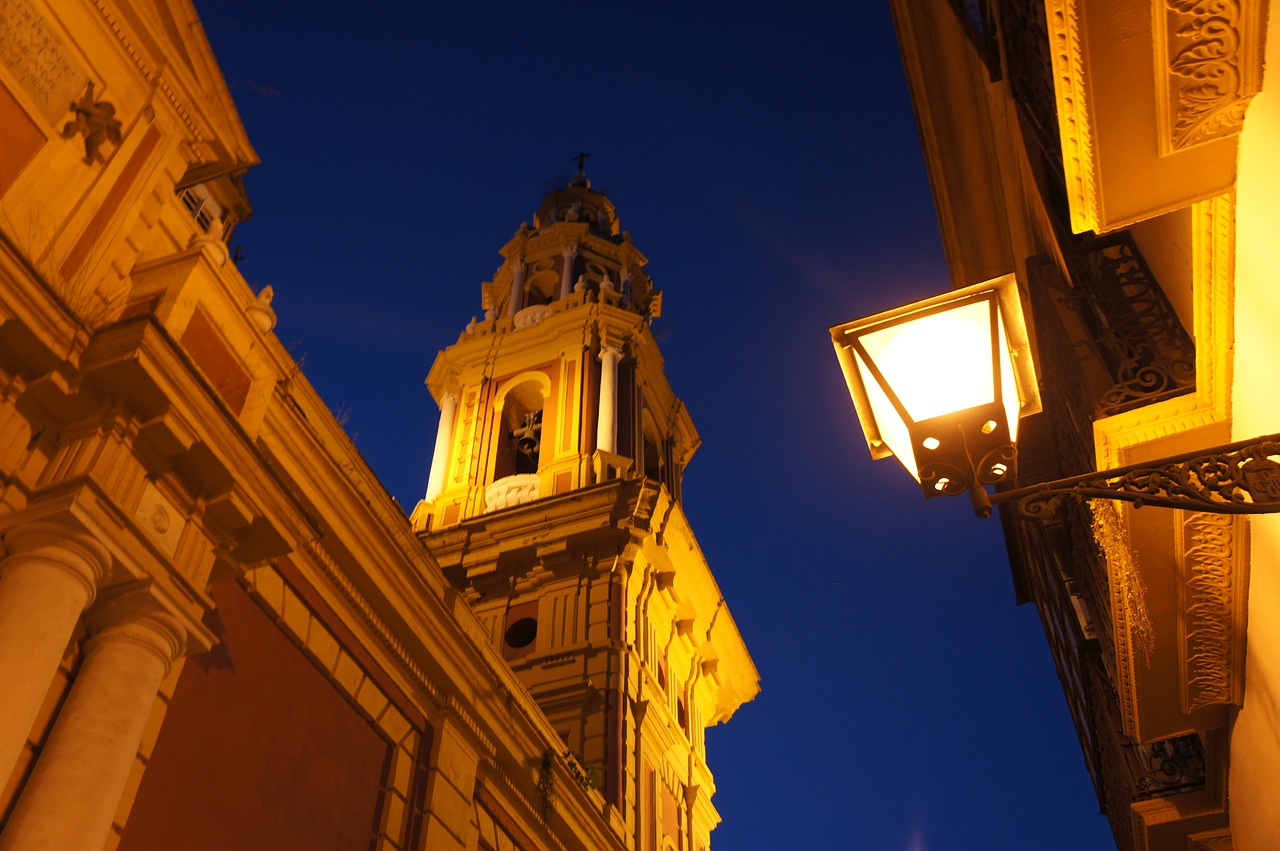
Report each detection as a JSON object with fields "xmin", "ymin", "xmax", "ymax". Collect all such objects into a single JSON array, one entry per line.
[{"xmin": 572, "ymin": 152, "xmax": 592, "ymax": 172}]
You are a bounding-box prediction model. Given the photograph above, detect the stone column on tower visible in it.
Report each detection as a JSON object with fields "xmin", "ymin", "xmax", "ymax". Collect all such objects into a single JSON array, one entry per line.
[
  {"xmin": 559, "ymin": 245, "xmax": 578, "ymax": 301},
  {"xmin": 424, "ymin": 391, "xmax": 459, "ymax": 502},
  {"xmin": 506, "ymin": 257, "xmax": 527, "ymax": 317},
  {"xmin": 597, "ymin": 345, "xmax": 622, "ymax": 454}
]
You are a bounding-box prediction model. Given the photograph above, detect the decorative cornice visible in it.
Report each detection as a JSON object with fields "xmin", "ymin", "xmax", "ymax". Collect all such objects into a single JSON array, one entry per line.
[
  {"xmin": 87, "ymin": 0, "xmax": 203, "ymax": 147},
  {"xmin": 1178, "ymin": 512, "xmax": 1243, "ymax": 712},
  {"xmin": 1046, "ymin": 0, "xmax": 1100, "ymax": 233},
  {"xmin": 1093, "ymin": 499, "xmax": 1152, "ymax": 739},
  {"xmin": 297, "ymin": 537, "xmax": 447, "ymax": 710},
  {"xmin": 1159, "ymin": 0, "xmax": 1263, "ymax": 152}
]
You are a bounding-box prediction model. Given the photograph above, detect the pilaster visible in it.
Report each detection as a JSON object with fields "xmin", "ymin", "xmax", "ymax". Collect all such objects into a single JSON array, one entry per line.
[{"xmin": 420, "ymin": 716, "xmax": 481, "ymax": 850}]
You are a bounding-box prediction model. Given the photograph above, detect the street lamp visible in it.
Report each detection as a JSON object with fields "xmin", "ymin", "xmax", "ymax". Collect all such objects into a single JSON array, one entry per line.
[{"xmin": 831, "ymin": 275, "xmax": 1280, "ymax": 519}]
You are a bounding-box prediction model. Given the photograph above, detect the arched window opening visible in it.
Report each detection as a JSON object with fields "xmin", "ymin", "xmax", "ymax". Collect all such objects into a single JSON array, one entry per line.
[
  {"xmin": 492, "ymin": 378, "xmax": 547, "ymax": 481},
  {"xmin": 643, "ymin": 432, "xmax": 663, "ymax": 482},
  {"xmin": 640, "ymin": 411, "xmax": 670, "ymax": 490},
  {"xmin": 525, "ymin": 258, "xmax": 557, "ymax": 306},
  {"xmin": 511, "ymin": 410, "xmax": 542, "ymax": 474}
]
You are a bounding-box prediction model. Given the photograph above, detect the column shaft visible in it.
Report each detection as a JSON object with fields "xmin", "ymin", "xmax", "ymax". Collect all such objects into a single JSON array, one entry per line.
[
  {"xmin": 506, "ymin": 259, "xmax": 527, "ymax": 317},
  {"xmin": 0, "ymin": 614, "xmax": 183, "ymax": 851},
  {"xmin": 597, "ymin": 346, "xmax": 621, "ymax": 455},
  {"xmin": 559, "ymin": 246, "xmax": 578, "ymax": 301},
  {"xmin": 424, "ymin": 392, "xmax": 459, "ymax": 501},
  {"xmin": 0, "ymin": 526, "xmax": 108, "ymax": 780}
]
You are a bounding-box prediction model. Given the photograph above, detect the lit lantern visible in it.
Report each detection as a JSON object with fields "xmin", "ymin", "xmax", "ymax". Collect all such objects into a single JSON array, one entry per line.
[{"xmin": 830, "ymin": 274, "xmax": 1041, "ymax": 499}]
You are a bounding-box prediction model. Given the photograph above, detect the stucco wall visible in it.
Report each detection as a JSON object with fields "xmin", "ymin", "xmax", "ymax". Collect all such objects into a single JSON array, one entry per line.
[{"xmin": 1230, "ymin": 16, "xmax": 1280, "ymax": 849}]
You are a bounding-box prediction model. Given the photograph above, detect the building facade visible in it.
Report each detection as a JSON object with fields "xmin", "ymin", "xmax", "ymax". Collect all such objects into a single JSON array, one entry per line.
[
  {"xmin": 0, "ymin": 1, "xmax": 756, "ymax": 849},
  {"xmin": 888, "ymin": 1, "xmax": 1276, "ymax": 848}
]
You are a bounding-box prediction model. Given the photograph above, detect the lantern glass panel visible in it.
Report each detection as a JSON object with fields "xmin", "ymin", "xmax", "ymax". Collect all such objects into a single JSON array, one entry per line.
[
  {"xmin": 858, "ymin": 299, "xmax": 996, "ymax": 423},
  {"xmin": 853, "ymin": 347, "xmax": 919, "ymax": 479}
]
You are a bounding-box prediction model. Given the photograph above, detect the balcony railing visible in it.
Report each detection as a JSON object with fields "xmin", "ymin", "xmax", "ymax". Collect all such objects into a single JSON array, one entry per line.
[{"xmin": 1029, "ymin": 232, "xmax": 1196, "ymax": 418}]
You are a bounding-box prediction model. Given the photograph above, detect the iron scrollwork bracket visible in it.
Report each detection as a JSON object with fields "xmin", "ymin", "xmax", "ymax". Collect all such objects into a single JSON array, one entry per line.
[{"xmin": 977, "ymin": 433, "xmax": 1280, "ymax": 521}]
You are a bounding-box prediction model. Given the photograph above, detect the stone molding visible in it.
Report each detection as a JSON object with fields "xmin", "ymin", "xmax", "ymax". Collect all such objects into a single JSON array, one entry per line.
[{"xmin": 1046, "ymin": 0, "xmax": 1099, "ymax": 234}]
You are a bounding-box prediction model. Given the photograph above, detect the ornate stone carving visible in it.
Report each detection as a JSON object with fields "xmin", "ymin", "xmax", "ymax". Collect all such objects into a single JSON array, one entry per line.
[
  {"xmin": 1092, "ymin": 499, "xmax": 1151, "ymax": 739},
  {"xmin": 134, "ymin": 482, "xmax": 184, "ymax": 559},
  {"xmin": 513, "ymin": 304, "xmax": 551, "ymax": 329},
  {"xmin": 1178, "ymin": 512, "xmax": 1242, "ymax": 712},
  {"xmin": 485, "ymin": 473, "xmax": 540, "ymax": 512},
  {"xmin": 60, "ymin": 82, "xmax": 122, "ymax": 164},
  {"xmin": 1161, "ymin": 0, "xmax": 1263, "ymax": 150},
  {"xmin": 0, "ymin": 0, "xmax": 87, "ymax": 123}
]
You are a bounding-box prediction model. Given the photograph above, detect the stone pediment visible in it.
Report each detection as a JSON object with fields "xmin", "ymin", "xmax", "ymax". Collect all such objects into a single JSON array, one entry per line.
[{"xmin": 103, "ymin": 0, "xmax": 257, "ymax": 172}]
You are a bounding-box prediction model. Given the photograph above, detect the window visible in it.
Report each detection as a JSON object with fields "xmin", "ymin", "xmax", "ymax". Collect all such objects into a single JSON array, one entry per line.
[
  {"xmin": 179, "ymin": 184, "xmax": 222, "ymax": 234},
  {"xmin": 492, "ymin": 377, "xmax": 549, "ymax": 482}
]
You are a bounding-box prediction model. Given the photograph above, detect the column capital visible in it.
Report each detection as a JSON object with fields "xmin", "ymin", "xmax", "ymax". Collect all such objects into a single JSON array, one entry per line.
[
  {"xmin": 1, "ymin": 520, "xmax": 113, "ymax": 603},
  {"xmin": 598, "ymin": 344, "xmax": 622, "ymax": 363},
  {"xmin": 86, "ymin": 580, "xmax": 214, "ymax": 666},
  {"xmin": 86, "ymin": 590, "xmax": 187, "ymax": 676},
  {"xmin": 562, "ymin": 243, "xmax": 579, "ymax": 258}
]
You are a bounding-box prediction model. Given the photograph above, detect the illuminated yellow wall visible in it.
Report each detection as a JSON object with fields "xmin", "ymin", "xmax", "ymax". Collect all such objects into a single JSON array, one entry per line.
[{"xmin": 1229, "ymin": 12, "xmax": 1280, "ymax": 849}]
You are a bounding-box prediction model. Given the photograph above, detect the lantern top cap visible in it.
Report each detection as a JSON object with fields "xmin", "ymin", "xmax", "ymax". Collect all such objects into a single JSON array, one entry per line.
[{"xmin": 829, "ymin": 273, "xmax": 1041, "ymax": 461}]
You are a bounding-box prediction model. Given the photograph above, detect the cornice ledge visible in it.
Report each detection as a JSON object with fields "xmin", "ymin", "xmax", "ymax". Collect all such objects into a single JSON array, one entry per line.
[{"xmin": 1047, "ymin": 0, "xmax": 1101, "ymax": 233}]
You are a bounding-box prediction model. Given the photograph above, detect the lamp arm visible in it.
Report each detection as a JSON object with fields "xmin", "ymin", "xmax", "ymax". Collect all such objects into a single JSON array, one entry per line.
[{"xmin": 970, "ymin": 432, "xmax": 1280, "ymax": 521}]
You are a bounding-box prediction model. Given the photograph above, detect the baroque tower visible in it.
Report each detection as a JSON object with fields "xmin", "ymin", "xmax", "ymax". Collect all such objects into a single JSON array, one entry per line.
[{"xmin": 411, "ymin": 168, "xmax": 758, "ymax": 850}]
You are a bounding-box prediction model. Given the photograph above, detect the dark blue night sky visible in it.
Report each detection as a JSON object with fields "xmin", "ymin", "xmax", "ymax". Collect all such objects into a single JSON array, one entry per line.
[{"xmin": 194, "ymin": 2, "xmax": 1116, "ymax": 847}]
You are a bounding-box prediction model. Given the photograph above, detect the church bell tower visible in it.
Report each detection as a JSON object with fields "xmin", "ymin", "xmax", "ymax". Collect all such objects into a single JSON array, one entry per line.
[{"xmin": 412, "ymin": 166, "xmax": 758, "ymax": 851}]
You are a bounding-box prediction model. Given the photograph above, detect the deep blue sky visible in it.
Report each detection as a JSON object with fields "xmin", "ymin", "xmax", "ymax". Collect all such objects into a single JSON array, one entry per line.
[{"xmin": 195, "ymin": 2, "xmax": 1116, "ymax": 848}]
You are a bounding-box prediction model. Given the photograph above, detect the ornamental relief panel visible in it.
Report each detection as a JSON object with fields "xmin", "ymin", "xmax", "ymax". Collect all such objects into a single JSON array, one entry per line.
[
  {"xmin": 0, "ymin": 0, "xmax": 86, "ymax": 123},
  {"xmin": 1158, "ymin": 0, "xmax": 1266, "ymax": 152},
  {"xmin": 1176, "ymin": 511, "xmax": 1247, "ymax": 713}
]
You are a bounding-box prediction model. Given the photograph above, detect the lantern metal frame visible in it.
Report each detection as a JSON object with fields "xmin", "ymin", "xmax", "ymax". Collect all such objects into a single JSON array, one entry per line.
[
  {"xmin": 833, "ymin": 276, "xmax": 1280, "ymax": 521},
  {"xmin": 831, "ymin": 274, "xmax": 1039, "ymax": 502},
  {"xmin": 977, "ymin": 433, "xmax": 1280, "ymax": 520}
]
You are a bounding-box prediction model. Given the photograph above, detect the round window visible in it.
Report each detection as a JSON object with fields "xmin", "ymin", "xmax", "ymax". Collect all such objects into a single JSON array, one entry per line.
[{"xmin": 504, "ymin": 617, "xmax": 538, "ymax": 649}]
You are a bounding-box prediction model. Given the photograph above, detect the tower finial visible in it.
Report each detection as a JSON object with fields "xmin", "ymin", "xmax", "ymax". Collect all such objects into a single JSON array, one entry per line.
[{"xmin": 569, "ymin": 153, "xmax": 592, "ymax": 188}]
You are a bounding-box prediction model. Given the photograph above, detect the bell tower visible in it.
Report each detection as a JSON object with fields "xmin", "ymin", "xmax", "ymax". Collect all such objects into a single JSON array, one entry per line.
[{"xmin": 412, "ymin": 167, "xmax": 758, "ymax": 851}]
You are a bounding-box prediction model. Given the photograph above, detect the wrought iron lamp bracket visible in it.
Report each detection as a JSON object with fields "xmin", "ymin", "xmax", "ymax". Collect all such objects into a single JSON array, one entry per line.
[{"xmin": 968, "ymin": 433, "xmax": 1280, "ymax": 521}]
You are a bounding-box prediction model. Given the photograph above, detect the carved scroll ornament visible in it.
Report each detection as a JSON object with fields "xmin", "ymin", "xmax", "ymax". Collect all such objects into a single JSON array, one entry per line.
[{"xmin": 1164, "ymin": 0, "xmax": 1263, "ymax": 150}]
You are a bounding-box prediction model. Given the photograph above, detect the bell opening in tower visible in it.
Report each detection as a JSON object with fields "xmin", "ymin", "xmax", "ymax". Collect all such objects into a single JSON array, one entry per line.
[{"xmin": 512, "ymin": 411, "xmax": 542, "ymax": 475}]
